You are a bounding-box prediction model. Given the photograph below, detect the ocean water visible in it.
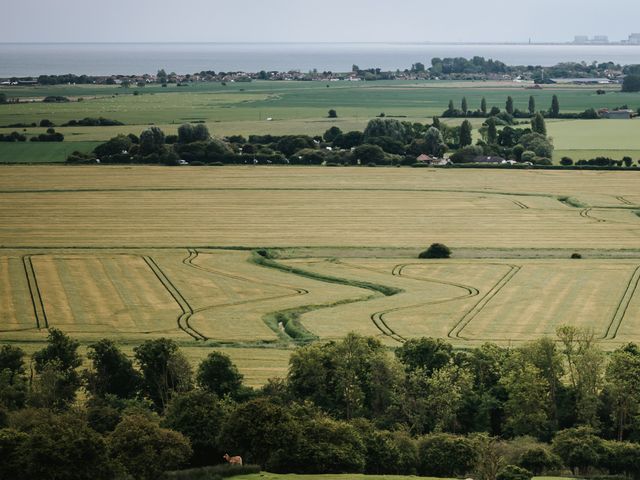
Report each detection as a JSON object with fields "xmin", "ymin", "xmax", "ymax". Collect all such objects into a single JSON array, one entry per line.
[{"xmin": 2, "ymin": 42, "xmax": 640, "ymax": 77}]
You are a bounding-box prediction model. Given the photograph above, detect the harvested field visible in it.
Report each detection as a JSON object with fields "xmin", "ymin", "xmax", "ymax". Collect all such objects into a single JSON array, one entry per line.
[{"xmin": 2, "ymin": 166, "xmax": 640, "ymax": 382}]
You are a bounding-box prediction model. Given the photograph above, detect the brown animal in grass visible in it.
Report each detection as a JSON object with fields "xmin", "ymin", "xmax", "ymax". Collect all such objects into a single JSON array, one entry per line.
[{"xmin": 223, "ymin": 453, "xmax": 243, "ymax": 466}]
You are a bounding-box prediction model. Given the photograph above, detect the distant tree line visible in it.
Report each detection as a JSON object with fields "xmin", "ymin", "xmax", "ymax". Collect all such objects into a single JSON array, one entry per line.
[{"xmin": 3, "ymin": 327, "xmax": 640, "ymax": 478}]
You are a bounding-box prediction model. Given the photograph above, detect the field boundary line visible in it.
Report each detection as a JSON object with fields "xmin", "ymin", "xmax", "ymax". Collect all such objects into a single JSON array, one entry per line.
[
  {"xmin": 603, "ymin": 265, "xmax": 640, "ymax": 340},
  {"xmin": 22, "ymin": 255, "xmax": 48, "ymax": 329},
  {"xmin": 448, "ymin": 264, "xmax": 521, "ymax": 340},
  {"xmin": 142, "ymin": 255, "xmax": 206, "ymax": 341}
]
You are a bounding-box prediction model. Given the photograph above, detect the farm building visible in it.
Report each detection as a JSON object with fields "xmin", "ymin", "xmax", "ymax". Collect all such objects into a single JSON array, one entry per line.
[
  {"xmin": 600, "ymin": 109, "xmax": 635, "ymax": 119},
  {"xmin": 416, "ymin": 154, "xmax": 450, "ymax": 166}
]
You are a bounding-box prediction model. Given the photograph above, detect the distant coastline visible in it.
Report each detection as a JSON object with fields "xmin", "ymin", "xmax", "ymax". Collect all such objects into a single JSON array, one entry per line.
[{"xmin": 2, "ymin": 42, "xmax": 640, "ymax": 77}]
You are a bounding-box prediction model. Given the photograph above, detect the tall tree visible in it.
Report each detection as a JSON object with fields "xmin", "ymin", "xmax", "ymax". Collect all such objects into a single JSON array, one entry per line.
[
  {"xmin": 31, "ymin": 329, "xmax": 82, "ymax": 408},
  {"xmin": 133, "ymin": 338, "xmax": 193, "ymax": 411},
  {"xmin": 461, "ymin": 97, "xmax": 468, "ymax": 114},
  {"xmin": 424, "ymin": 127, "xmax": 446, "ymax": 156},
  {"xmin": 531, "ymin": 113, "xmax": 547, "ymax": 136},
  {"xmin": 86, "ymin": 339, "xmax": 140, "ymax": 399},
  {"xmin": 550, "ymin": 95, "xmax": 560, "ymax": 117},
  {"xmin": 506, "ymin": 96, "xmax": 514, "ymax": 115},
  {"xmin": 460, "ymin": 120, "xmax": 473, "ymax": 147},
  {"xmin": 605, "ymin": 344, "xmax": 640, "ymax": 440},
  {"xmin": 528, "ymin": 95, "xmax": 536, "ymax": 115},
  {"xmin": 196, "ymin": 351, "xmax": 243, "ymax": 398},
  {"xmin": 486, "ymin": 117, "xmax": 498, "ymax": 144},
  {"xmin": 447, "ymin": 99, "xmax": 455, "ymax": 114},
  {"xmin": 480, "ymin": 97, "xmax": 487, "ymax": 114}
]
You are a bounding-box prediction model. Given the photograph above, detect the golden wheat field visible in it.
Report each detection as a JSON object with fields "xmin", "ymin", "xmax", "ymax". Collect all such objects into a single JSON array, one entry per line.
[{"xmin": 1, "ymin": 165, "xmax": 640, "ymax": 383}]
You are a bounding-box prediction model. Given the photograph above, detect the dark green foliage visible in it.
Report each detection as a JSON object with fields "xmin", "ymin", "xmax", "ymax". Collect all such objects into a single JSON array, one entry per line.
[
  {"xmin": 396, "ymin": 337, "xmax": 453, "ymax": 374},
  {"xmin": 622, "ymin": 75, "xmax": 640, "ymax": 92},
  {"xmin": 550, "ymin": 95, "xmax": 560, "ymax": 117},
  {"xmin": 328, "ymin": 109, "xmax": 337, "ymax": 118},
  {"xmin": 288, "ymin": 333, "xmax": 399, "ymax": 420},
  {"xmin": 0, "ymin": 93, "xmax": 6, "ymax": 104},
  {"xmin": 506, "ymin": 96, "xmax": 514, "ymax": 115},
  {"xmin": 0, "ymin": 428, "xmax": 28, "ymax": 479},
  {"xmin": 417, "ymin": 433, "xmax": 476, "ymax": 476},
  {"xmin": 486, "ymin": 117, "xmax": 498, "ymax": 144},
  {"xmin": 560, "ymin": 157, "xmax": 574, "ymax": 166},
  {"xmin": 163, "ymin": 390, "xmax": 224, "ymax": 466},
  {"xmin": 219, "ymin": 398, "xmax": 299, "ymax": 467},
  {"xmin": 531, "ymin": 113, "xmax": 547, "ymax": 136},
  {"xmin": 571, "ymin": 253, "xmax": 582, "ymax": 259},
  {"xmin": 275, "ymin": 135, "xmax": 315, "ymax": 156},
  {"xmin": 139, "ymin": 126, "xmax": 166, "ymax": 154},
  {"xmin": 323, "ymin": 126, "xmax": 342, "ymax": 142},
  {"xmin": 517, "ymin": 445, "xmax": 563, "ymax": 474},
  {"xmin": 450, "ymin": 145, "xmax": 483, "ymax": 163},
  {"xmin": 108, "ymin": 415, "xmax": 192, "ymax": 480},
  {"xmin": 94, "ymin": 134, "xmax": 132, "ymax": 158},
  {"xmin": 352, "ymin": 144, "xmax": 385, "ymax": 164},
  {"xmin": 419, "ymin": 243, "xmax": 452, "ymax": 259},
  {"xmin": 552, "ymin": 426, "xmax": 604, "ymax": 474},
  {"xmin": 461, "ymin": 97, "xmax": 468, "ymax": 114},
  {"xmin": 353, "ymin": 421, "xmax": 418, "ymax": 475},
  {"xmin": 519, "ymin": 132, "xmax": 553, "ymax": 158},
  {"xmin": 196, "ymin": 351, "xmax": 243, "ymax": 398},
  {"xmin": 480, "ymin": 97, "xmax": 487, "ymax": 114},
  {"xmin": 0, "ymin": 131, "xmax": 27, "ymax": 142},
  {"xmin": 62, "ymin": 117, "xmax": 124, "ymax": 126},
  {"xmin": 86, "ymin": 339, "xmax": 141, "ymax": 399},
  {"xmin": 31, "ymin": 329, "xmax": 81, "ymax": 408},
  {"xmin": 424, "ymin": 126, "xmax": 446, "ymax": 156},
  {"xmin": 363, "ymin": 118, "xmax": 407, "ymax": 143},
  {"xmin": 42, "ymin": 95, "xmax": 70, "ymax": 103},
  {"xmin": 178, "ymin": 123, "xmax": 211, "ymax": 143},
  {"xmin": 268, "ymin": 415, "xmax": 366, "ymax": 473},
  {"xmin": 528, "ymin": 96, "xmax": 536, "ymax": 115},
  {"xmin": 602, "ymin": 440, "xmax": 640, "ymax": 479},
  {"xmin": 21, "ymin": 414, "xmax": 117, "ymax": 480},
  {"xmin": 497, "ymin": 464, "xmax": 534, "ymax": 480},
  {"xmin": 460, "ymin": 120, "xmax": 473, "ymax": 147},
  {"xmin": 134, "ymin": 338, "xmax": 193, "ymax": 411}
]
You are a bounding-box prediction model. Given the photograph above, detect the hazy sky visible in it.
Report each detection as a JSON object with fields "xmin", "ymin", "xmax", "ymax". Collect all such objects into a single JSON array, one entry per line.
[{"xmin": 3, "ymin": 0, "xmax": 640, "ymax": 43}]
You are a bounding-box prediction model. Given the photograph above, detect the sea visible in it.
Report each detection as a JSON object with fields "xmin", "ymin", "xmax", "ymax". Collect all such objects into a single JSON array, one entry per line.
[{"xmin": 2, "ymin": 42, "xmax": 640, "ymax": 77}]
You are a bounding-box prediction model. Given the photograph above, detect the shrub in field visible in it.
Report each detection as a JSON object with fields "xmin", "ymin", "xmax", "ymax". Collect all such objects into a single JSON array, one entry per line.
[
  {"xmin": 560, "ymin": 157, "xmax": 574, "ymax": 166},
  {"xmin": 419, "ymin": 243, "xmax": 452, "ymax": 259},
  {"xmin": 417, "ymin": 433, "xmax": 476, "ymax": 477},
  {"xmin": 108, "ymin": 415, "xmax": 192, "ymax": 480},
  {"xmin": 571, "ymin": 253, "xmax": 582, "ymax": 259},
  {"xmin": 497, "ymin": 465, "xmax": 533, "ymax": 480}
]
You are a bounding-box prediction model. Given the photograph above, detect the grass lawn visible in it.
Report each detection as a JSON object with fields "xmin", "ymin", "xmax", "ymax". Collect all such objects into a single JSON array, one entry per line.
[
  {"xmin": 548, "ymin": 118, "xmax": 640, "ymax": 161},
  {"xmin": 0, "ymin": 141, "xmax": 101, "ymax": 163}
]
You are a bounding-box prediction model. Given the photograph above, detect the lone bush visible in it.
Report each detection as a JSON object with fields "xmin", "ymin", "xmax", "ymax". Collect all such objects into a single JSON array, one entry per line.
[
  {"xmin": 571, "ymin": 253, "xmax": 582, "ymax": 259},
  {"xmin": 497, "ymin": 465, "xmax": 534, "ymax": 480},
  {"xmin": 419, "ymin": 243, "xmax": 451, "ymax": 259}
]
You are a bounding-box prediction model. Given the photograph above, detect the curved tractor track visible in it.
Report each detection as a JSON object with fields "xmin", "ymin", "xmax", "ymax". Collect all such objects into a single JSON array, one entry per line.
[
  {"xmin": 177, "ymin": 249, "xmax": 309, "ymax": 340},
  {"xmin": 336, "ymin": 261, "xmax": 480, "ymax": 344},
  {"xmin": 580, "ymin": 208, "xmax": 606, "ymax": 223}
]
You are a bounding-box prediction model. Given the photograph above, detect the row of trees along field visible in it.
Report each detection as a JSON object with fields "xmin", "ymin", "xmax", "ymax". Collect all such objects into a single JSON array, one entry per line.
[
  {"xmin": 67, "ymin": 114, "xmax": 558, "ymax": 167},
  {"xmin": 3, "ymin": 328, "xmax": 640, "ymax": 479}
]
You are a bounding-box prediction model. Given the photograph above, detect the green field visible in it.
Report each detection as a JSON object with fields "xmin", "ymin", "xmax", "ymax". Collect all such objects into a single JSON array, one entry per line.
[
  {"xmin": 1, "ymin": 166, "xmax": 639, "ymax": 383},
  {"xmin": 2, "ymin": 80, "xmax": 640, "ymax": 162}
]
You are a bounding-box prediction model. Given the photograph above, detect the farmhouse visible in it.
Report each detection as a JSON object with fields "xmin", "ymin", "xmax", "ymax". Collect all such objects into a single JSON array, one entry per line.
[
  {"xmin": 415, "ymin": 154, "xmax": 450, "ymax": 166},
  {"xmin": 600, "ymin": 109, "xmax": 635, "ymax": 119}
]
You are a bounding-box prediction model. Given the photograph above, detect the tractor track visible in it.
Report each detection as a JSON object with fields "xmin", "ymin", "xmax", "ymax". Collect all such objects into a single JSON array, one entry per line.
[
  {"xmin": 448, "ymin": 264, "xmax": 521, "ymax": 339},
  {"xmin": 602, "ymin": 265, "xmax": 640, "ymax": 340},
  {"xmin": 512, "ymin": 200, "xmax": 529, "ymax": 209},
  {"xmin": 617, "ymin": 196, "xmax": 634, "ymax": 206},
  {"xmin": 22, "ymin": 255, "xmax": 48, "ymax": 329},
  {"xmin": 142, "ymin": 255, "xmax": 206, "ymax": 341},
  {"xmin": 337, "ymin": 261, "xmax": 480, "ymax": 343},
  {"xmin": 580, "ymin": 208, "xmax": 606, "ymax": 223}
]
